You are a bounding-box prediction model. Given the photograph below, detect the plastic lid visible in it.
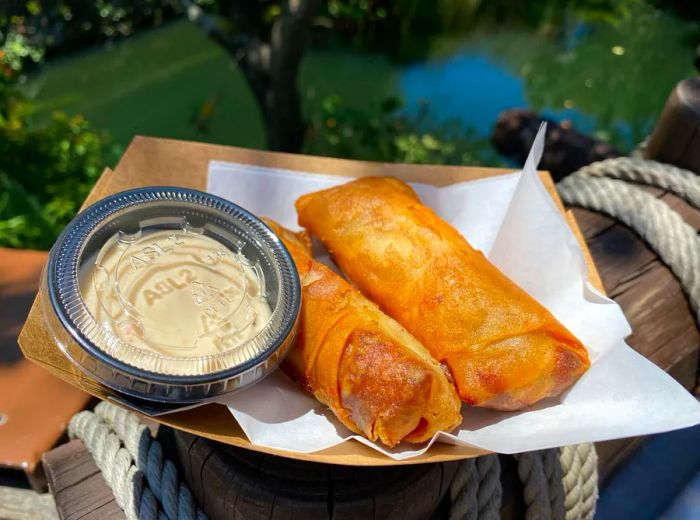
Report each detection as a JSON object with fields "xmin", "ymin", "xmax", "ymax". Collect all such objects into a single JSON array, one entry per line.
[{"xmin": 42, "ymin": 187, "xmax": 301, "ymax": 405}]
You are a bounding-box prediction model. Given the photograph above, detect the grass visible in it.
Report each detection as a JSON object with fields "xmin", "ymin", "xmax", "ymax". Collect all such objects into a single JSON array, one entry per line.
[{"xmin": 25, "ymin": 20, "xmax": 399, "ymax": 151}]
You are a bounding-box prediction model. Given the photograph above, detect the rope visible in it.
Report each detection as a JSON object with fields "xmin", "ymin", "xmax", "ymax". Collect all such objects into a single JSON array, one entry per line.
[
  {"xmin": 475, "ymin": 454, "xmax": 503, "ymax": 519},
  {"xmin": 93, "ymin": 402, "xmax": 206, "ymax": 520},
  {"xmin": 450, "ymin": 445, "xmax": 596, "ymax": 520},
  {"xmin": 516, "ymin": 451, "xmax": 552, "ymax": 520},
  {"xmin": 570, "ymin": 157, "xmax": 700, "ymax": 210},
  {"xmin": 450, "ymin": 459, "xmax": 479, "ymax": 520},
  {"xmin": 450, "ymin": 454, "xmax": 502, "ymax": 520},
  {"xmin": 68, "ymin": 403, "xmax": 207, "ymax": 520},
  {"xmin": 558, "ymin": 165, "xmax": 700, "ymax": 324},
  {"xmin": 543, "ymin": 448, "xmax": 565, "ymax": 519},
  {"xmin": 68, "ymin": 411, "xmax": 145, "ymax": 520},
  {"xmin": 559, "ymin": 444, "xmax": 598, "ymax": 520}
]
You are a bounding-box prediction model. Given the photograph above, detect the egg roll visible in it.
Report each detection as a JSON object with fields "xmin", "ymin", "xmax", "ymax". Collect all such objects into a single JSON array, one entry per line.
[
  {"xmin": 264, "ymin": 219, "xmax": 462, "ymax": 447},
  {"xmin": 295, "ymin": 177, "xmax": 590, "ymax": 411}
]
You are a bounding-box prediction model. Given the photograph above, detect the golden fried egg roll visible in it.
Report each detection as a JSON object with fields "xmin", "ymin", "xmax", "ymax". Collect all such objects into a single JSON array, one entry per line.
[
  {"xmin": 265, "ymin": 219, "xmax": 462, "ymax": 447},
  {"xmin": 295, "ymin": 177, "xmax": 590, "ymax": 411}
]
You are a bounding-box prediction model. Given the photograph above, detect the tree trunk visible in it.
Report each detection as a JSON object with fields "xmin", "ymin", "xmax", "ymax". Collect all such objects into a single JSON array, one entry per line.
[
  {"xmin": 261, "ymin": 0, "xmax": 319, "ymax": 152},
  {"xmin": 261, "ymin": 79, "xmax": 305, "ymax": 152},
  {"xmin": 182, "ymin": 0, "xmax": 318, "ymax": 153}
]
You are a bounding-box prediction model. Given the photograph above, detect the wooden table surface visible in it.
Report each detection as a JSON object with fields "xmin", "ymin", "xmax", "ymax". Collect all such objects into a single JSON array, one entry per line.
[{"xmin": 0, "ymin": 249, "xmax": 90, "ymax": 489}]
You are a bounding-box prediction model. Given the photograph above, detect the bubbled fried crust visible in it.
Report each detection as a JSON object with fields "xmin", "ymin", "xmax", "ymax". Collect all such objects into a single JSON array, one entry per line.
[
  {"xmin": 263, "ymin": 219, "xmax": 462, "ymax": 447},
  {"xmin": 339, "ymin": 330, "xmax": 434, "ymax": 446},
  {"xmin": 295, "ymin": 177, "xmax": 590, "ymax": 410}
]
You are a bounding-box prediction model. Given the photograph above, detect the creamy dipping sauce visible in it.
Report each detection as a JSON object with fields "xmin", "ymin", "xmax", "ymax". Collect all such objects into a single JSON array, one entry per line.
[{"xmin": 79, "ymin": 229, "xmax": 272, "ymax": 373}]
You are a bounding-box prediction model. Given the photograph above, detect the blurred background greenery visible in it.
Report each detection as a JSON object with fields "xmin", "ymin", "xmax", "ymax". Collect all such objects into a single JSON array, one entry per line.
[{"xmin": 1, "ymin": 0, "xmax": 698, "ymax": 249}]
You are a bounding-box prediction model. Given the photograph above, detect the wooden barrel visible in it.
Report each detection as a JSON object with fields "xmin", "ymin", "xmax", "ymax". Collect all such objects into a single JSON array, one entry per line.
[
  {"xmin": 174, "ymin": 431, "xmax": 462, "ymax": 519},
  {"xmin": 646, "ymin": 77, "xmax": 700, "ymax": 173}
]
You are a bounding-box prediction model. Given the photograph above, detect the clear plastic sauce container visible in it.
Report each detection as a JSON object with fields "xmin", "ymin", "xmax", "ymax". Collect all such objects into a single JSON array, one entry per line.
[{"xmin": 41, "ymin": 187, "xmax": 301, "ymax": 408}]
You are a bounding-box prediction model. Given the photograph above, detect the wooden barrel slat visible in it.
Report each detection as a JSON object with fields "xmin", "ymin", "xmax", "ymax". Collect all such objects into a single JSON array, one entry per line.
[
  {"xmin": 176, "ymin": 431, "xmax": 459, "ymax": 519},
  {"xmin": 209, "ymin": 444, "xmax": 249, "ymax": 518},
  {"xmin": 175, "ymin": 431, "xmax": 198, "ymax": 495},
  {"xmin": 192, "ymin": 436, "xmax": 218, "ymax": 508},
  {"xmin": 331, "ymin": 466, "xmax": 375, "ymax": 520}
]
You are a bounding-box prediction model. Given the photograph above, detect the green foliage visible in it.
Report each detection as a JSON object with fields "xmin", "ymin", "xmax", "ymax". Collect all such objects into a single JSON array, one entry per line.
[
  {"xmin": 0, "ymin": 30, "xmax": 44, "ymax": 72},
  {"xmin": 315, "ymin": 0, "xmax": 639, "ymax": 61},
  {"xmin": 471, "ymin": 0, "xmax": 697, "ymax": 150},
  {"xmin": 0, "ymin": 42, "xmax": 117, "ymax": 250},
  {"xmin": 456, "ymin": 0, "xmax": 635, "ymax": 31},
  {"xmin": 305, "ymin": 95, "xmax": 504, "ymax": 166},
  {"xmin": 0, "ymin": 110, "xmax": 117, "ymax": 250},
  {"xmin": 0, "ymin": 1, "xmax": 177, "ymax": 57},
  {"xmin": 0, "ymin": 26, "xmax": 44, "ymax": 118},
  {"xmin": 1, "ymin": 1, "xmax": 644, "ymax": 65}
]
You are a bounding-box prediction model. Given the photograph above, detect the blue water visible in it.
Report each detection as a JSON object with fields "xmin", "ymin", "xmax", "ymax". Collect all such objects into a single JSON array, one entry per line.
[
  {"xmin": 400, "ymin": 54, "xmax": 527, "ymax": 135},
  {"xmin": 399, "ymin": 50, "xmax": 609, "ymax": 141}
]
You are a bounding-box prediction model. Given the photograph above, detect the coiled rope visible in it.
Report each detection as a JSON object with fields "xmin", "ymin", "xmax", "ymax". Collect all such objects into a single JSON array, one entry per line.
[
  {"xmin": 68, "ymin": 402, "xmax": 207, "ymax": 520},
  {"xmin": 571, "ymin": 157, "xmax": 700, "ymax": 209},
  {"xmin": 449, "ymin": 444, "xmax": 598, "ymax": 520},
  {"xmin": 559, "ymin": 443, "xmax": 598, "ymax": 520},
  {"xmin": 450, "ymin": 454, "xmax": 502, "ymax": 520},
  {"xmin": 558, "ymin": 159, "xmax": 700, "ymax": 322}
]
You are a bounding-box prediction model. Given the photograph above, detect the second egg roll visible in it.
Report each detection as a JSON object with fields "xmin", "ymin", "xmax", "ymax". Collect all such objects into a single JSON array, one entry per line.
[
  {"xmin": 264, "ymin": 219, "xmax": 462, "ymax": 447},
  {"xmin": 295, "ymin": 177, "xmax": 591, "ymax": 411}
]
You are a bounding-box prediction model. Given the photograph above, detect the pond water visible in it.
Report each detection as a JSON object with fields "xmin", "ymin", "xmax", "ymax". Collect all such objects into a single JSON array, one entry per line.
[
  {"xmin": 399, "ymin": 48, "xmax": 610, "ymax": 142},
  {"xmin": 25, "ymin": 3, "xmax": 697, "ymax": 159},
  {"xmin": 401, "ymin": 53, "xmax": 528, "ymax": 137},
  {"xmin": 400, "ymin": 4, "xmax": 698, "ymax": 151}
]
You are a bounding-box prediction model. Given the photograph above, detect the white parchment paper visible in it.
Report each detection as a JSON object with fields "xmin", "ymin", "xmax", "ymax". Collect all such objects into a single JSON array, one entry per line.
[{"xmin": 208, "ymin": 127, "xmax": 700, "ymax": 459}]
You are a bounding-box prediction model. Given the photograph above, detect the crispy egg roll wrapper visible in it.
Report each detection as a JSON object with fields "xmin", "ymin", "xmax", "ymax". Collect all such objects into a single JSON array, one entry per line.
[
  {"xmin": 295, "ymin": 177, "xmax": 591, "ymax": 411},
  {"xmin": 265, "ymin": 220, "xmax": 462, "ymax": 447}
]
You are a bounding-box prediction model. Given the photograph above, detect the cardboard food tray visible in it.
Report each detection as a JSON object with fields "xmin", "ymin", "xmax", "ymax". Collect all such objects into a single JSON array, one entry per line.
[{"xmin": 19, "ymin": 136, "xmax": 604, "ymax": 466}]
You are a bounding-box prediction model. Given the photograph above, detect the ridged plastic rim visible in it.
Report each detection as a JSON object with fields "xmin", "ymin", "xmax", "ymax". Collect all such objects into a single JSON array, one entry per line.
[{"xmin": 46, "ymin": 186, "xmax": 301, "ymax": 385}]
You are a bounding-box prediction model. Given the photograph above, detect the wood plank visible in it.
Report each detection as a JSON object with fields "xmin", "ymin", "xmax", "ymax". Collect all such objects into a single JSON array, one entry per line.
[
  {"xmin": 42, "ymin": 440, "xmax": 125, "ymax": 520},
  {"xmin": 572, "ymin": 195, "xmax": 700, "ymax": 391},
  {"xmin": 572, "ymin": 188, "xmax": 700, "ymax": 480},
  {"xmin": 646, "ymin": 78, "xmax": 700, "ymax": 173}
]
